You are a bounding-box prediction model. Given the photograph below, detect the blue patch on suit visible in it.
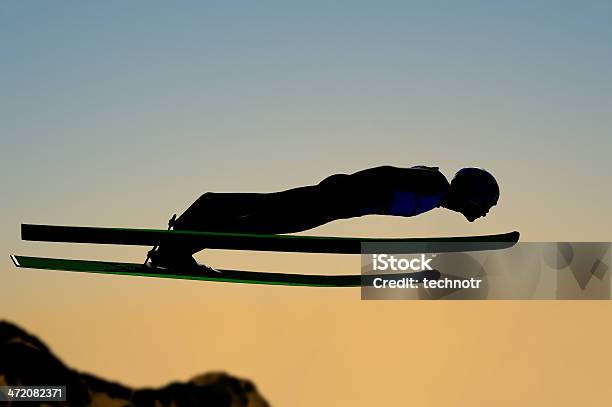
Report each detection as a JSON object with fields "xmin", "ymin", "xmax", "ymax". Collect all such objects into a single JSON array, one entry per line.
[
  {"xmin": 389, "ymin": 191, "xmax": 417, "ymax": 216},
  {"xmin": 389, "ymin": 191, "xmax": 444, "ymax": 216}
]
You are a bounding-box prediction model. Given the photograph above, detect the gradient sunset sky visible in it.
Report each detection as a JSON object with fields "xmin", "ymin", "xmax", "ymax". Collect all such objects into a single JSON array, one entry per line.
[{"xmin": 2, "ymin": 2, "xmax": 612, "ymax": 406}]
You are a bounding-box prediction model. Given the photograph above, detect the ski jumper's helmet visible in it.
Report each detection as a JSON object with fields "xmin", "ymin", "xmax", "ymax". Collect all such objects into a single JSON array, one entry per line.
[{"xmin": 451, "ymin": 168, "xmax": 500, "ymax": 207}]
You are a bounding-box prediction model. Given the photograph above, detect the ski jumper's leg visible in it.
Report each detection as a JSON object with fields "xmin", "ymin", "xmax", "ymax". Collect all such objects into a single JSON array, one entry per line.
[
  {"xmin": 173, "ymin": 188, "xmax": 335, "ymax": 234},
  {"xmin": 173, "ymin": 192, "xmax": 266, "ymax": 232},
  {"xmin": 166, "ymin": 174, "xmax": 358, "ymax": 255},
  {"xmin": 214, "ymin": 186, "xmax": 339, "ymax": 234}
]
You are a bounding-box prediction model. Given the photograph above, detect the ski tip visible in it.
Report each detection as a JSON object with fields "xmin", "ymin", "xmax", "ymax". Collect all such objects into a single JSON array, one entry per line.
[{"xmin": 10, "ymin": 255, "xmax": 20, "ymax": 267}]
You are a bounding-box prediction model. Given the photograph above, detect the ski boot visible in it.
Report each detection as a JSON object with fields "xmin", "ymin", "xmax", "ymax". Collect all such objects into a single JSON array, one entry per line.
[{"xmin": 144, "ymin": 214, "xmax": 201, "ymax": 272}]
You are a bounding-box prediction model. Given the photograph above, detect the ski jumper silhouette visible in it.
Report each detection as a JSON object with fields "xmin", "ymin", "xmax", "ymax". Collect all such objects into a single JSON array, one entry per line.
[{"xmin": 148, "ymin": 165, "xmax": 500, "ymax": 268}]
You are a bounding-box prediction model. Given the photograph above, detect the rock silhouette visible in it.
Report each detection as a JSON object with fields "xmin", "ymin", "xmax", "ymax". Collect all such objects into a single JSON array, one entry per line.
[{"xmin": 0, "ymin": 321, "xmax": 270, "ymax": 407}]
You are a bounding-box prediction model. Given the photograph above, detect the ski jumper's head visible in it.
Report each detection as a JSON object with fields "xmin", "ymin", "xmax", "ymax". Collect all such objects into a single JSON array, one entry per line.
[{"xmin": 443, "ymin": 168, "xmax": 500, "ymax": 222}]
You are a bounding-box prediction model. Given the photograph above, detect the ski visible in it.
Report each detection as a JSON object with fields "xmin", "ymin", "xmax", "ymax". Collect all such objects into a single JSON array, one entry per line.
[
  {"xmin": 10, "ymin": 255, "xmax": 440, "ymax": 287},
  {"xmin": 21, "ymin": 224, "xmax": 520, "ymax": 254}
]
